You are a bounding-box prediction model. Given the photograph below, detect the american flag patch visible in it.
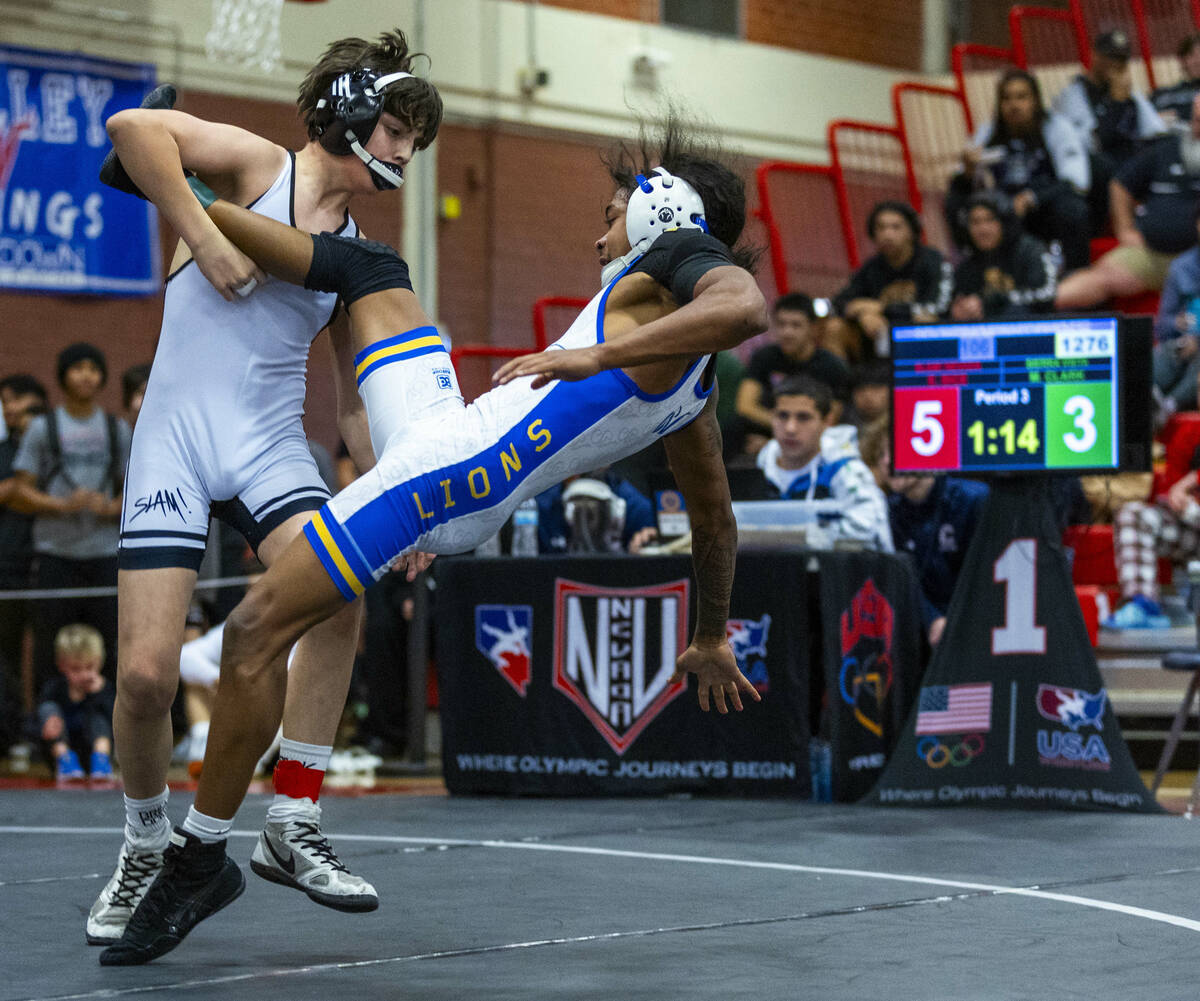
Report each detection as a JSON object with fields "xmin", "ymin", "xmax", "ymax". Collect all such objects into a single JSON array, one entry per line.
[{"xmin": 914, "ymin": 683, "xmax": 992, "ymax": 735}]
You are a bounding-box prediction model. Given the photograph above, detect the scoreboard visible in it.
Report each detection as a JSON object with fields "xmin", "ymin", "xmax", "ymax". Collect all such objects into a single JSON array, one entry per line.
[{"xmin": 891, "ymin": 317, "xmax": 1121, "ymax": 474}]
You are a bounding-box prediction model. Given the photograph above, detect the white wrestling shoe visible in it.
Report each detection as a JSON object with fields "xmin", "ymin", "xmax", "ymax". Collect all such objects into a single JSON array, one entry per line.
[
  {"xmin": 249, "ymin": 801, "xmax": 378, "ymax": 912},
  {"xmin": 85, "ymin": 841, "xmax": 165, "ymax": 945}
]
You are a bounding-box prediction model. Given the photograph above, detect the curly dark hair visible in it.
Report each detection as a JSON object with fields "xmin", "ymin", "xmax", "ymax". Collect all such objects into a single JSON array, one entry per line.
[
  {"xmin": 297, "ymin": 29, "xmax": 442, "ymax": 150},
  {"xmin": 602, "ymin": 107, "xmax": 759, "ymax": 272}
]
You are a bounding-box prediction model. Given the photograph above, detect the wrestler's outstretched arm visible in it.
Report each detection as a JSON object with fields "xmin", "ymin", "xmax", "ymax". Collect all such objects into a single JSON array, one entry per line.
[{"xmin": 186, "ymin": 177, "xmax": 315, "ymax": 285}]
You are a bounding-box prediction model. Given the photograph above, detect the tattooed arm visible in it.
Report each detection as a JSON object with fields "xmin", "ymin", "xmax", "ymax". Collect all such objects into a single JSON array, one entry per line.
[{"xmin": 662, "ymin": 389, "xmax": 761, "ymax": 713}]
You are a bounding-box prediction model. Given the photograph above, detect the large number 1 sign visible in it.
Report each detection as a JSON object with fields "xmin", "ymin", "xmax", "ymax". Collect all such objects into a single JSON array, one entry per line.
[{"xmin": 992, "ymin": 538, "xmax": 1046, "ymax": 654}]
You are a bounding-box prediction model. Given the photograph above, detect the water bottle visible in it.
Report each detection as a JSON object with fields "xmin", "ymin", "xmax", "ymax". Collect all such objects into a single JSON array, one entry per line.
[{"xmin": 510, "ymin": 498, "xmax": 539, "ymax": 556}]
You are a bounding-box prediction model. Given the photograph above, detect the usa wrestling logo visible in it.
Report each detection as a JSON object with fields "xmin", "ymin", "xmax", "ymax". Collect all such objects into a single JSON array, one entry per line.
[
  {"xmin": 552, "ymin": 578, "xmax": 688, "ymax": 755},
  {"xmin": 726, "ymin": 615, "xmax": 770, "ymax": 693},
  {"xmin": 475, "ymin": 605, "xmax": 533, "ymax": 697}
]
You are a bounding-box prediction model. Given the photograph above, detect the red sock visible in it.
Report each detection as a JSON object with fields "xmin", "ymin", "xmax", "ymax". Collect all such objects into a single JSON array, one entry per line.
[{"xmin": 272, "ymin": 757, "xmax": 325, "ymax": 802}]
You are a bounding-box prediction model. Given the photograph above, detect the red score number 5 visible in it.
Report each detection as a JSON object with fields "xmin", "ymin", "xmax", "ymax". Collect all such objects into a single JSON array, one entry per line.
[{"xmin": 893, "ymin": 388, "xmax": 960, "ymax": 471}]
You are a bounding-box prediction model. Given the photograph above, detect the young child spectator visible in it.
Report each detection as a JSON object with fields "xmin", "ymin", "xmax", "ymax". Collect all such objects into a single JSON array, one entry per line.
[
  {"xmin": 949, "ymin": 192, "xmax": 1058, "ymax": 321},
  {"xmin": 844, "ymin": 360, "xmax": 891, "ymax": 431},
  {"xmin": 536, "ymin": 469, "xmax": 658, "ymax": 554},
  {"xmin": 1151, "ymin": 33, "xmax": 1200, "ymax": 128},
  {"xmin": 0, "ymin": 374, "xmax": 46, "ymax": 753},
  {"xmin": 1054, "ymin": 29, "xmax": 1166, "ymax": 230},
  {"xmin": 38, "ymin": 623, "xmax": 115, "ymax": 780},
  {"xmin": 11, "ymin": 344, "xmax": 131, "ymax": 694},
  {"xmin": 752, "ymin": 376, "xmax": 892, "ymax": 550},
  {"xmin": 1152, "ymin": 204, "xmax": 1200, "ymax": 423},
  {"xmin": 948, "ymin": 69, "xmax": 1091, "ymax": 271},
  {"xmin": 1057, "ymin": 95, "xmax": 1200, "ymax": 310},
  {"xmin": 734, "ymin": 293, "xmax": 850, "ymax": 454},
  {"xmin": 829, "ymin": 202, "xmax": 952, "ymax": 360},
  {"xmin": 858, "ymin": 420, "xmax": 988, "ymax": 647}
]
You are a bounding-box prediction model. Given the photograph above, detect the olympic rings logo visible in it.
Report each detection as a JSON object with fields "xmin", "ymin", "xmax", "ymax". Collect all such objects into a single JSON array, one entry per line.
[{"xmin": 916, "ymin": 734, "xmax": 985, "ymax": 768}]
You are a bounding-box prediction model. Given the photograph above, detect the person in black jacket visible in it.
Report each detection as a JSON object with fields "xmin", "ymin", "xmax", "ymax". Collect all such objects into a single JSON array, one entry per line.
[
  {"xmin": 947, "ymin": 69, "xmax": 1091, "ymax": 271},
  {"xmin": 1151, "ymin": 33, "xmax": 1200, "ymax": 127},
  {"xmin": 828, "ymin": 201, "xmax": 952, "ymax": 361},
  {"xmin": 949, "ymin": 191, "xmax": 1057, "ymax": 321}
]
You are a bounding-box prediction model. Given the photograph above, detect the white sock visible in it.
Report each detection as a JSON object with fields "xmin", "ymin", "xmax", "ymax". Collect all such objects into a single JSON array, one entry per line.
[
  {"xmin": 181, "ymin": 805, "xmax": 233, "ymax": 844},
  {"xmin": 277, "ymin": 737, "xmax": 332, "ymax": 772},
  {"xmin": 124, "ymin": 789, "xmax": 170, "ymax": 850}
]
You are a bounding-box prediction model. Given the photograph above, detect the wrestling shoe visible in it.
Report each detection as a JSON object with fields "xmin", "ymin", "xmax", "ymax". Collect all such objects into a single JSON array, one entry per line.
[
  {"xmin": 86, "ymin": 841, "xmax": 164, "ymax": 945},
  {"xmin": 1102, "ymin": 594, "xmax": 1171, "ymax": 630},
  {"xmin": 250, "ymin": 802, "xmax": 378, "ymax": 912},
  {"xmin": 99, "ymin": 828, "xmax": 245, "ymax": 965}
]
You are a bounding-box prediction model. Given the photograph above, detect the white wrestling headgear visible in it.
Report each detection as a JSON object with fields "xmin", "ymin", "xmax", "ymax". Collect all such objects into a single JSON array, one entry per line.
[
  {"xmin": 601, "ymin": 167, "xmax": 708, "ymax": 287},
  {"xmin": 314, "ymin": 69, "xmax": 415, "ymax": 190}
]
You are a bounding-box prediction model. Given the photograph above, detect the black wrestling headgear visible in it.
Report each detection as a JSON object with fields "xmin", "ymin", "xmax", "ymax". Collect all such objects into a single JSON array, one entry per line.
[{"xmin": 313, "ymin": 68, "xmax": 414, "ymax": 190}]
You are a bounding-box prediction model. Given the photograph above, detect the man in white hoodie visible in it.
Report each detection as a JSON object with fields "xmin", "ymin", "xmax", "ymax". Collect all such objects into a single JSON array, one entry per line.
[{"xmin": 754, "ymin": 375, "xmax": 892, "ymax": 551}]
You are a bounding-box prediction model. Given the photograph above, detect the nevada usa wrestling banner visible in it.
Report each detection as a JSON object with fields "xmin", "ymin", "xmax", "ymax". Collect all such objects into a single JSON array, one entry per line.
[
  {"xmin": 0, "ymin": 46, "xmax": 159, "ymax": 295},
  {"xmin": 435, "ymin": 553, "xmax": 814, "ymax": 796},
  {"xmin": 865, "ymin": 479, "xmax": 1162, "ymax": 813}
]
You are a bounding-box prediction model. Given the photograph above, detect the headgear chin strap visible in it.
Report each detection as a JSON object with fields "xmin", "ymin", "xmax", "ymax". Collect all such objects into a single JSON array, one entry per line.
[
  {"xmin": 314, "ymin": 69, "xmax": 414, "ymax": 190},
  {"xmin": 601, "ymin": 167, "xmax": 708, "ymax": 287}
]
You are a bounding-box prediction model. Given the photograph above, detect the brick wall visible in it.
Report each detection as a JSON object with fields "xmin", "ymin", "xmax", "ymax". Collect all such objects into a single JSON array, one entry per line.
[{"xmin": 537, "ymin": 0, "xmax": 926, "ymax": 70}]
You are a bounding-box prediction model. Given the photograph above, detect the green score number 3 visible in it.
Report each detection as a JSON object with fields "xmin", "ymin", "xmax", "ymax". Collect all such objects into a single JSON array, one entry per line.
[{"xmin": 1045, "ymin": 383, "xmax": 1111, "ymax": 468}]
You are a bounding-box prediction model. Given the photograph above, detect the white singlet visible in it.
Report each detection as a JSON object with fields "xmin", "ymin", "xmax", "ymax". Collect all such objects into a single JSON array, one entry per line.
[{"xmin": 119, "ymin": 152, "xmax": 356, "ymax": 570}]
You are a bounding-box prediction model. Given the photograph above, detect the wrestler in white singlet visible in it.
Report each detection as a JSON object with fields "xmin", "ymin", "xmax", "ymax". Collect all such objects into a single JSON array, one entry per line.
[{"xmin": 119, "ymin": 153, "xmax": 355, "ymax": 570}]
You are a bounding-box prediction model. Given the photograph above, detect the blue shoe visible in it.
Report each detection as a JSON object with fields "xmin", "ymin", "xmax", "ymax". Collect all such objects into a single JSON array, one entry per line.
[
  {"xmin": 56, "ymin": 748, "xmax": 85, "ymax": 781},
  {"xmin": 1103, "ymin": 595, "xmax": 1172, "ymax": 630},
  {"xmin": 90, "ymin": 751, "xmax": 113, "ymax": 778}
]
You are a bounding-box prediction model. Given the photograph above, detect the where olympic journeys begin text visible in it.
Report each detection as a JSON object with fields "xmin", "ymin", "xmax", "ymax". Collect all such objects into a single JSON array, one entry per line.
[
  {"xmin": 877, "ymin": 785, "xmax": 1144, "ymax": 808},
  {"xmin": 455, "ymin": 754, "xmax": 797, "ymax": 781}
]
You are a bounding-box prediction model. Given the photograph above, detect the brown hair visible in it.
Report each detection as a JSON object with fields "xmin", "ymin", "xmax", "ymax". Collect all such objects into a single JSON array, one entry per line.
[
  {"xmin": 297, "ymin": 29, "xmax": 442, "ymax": 150},
  {"xmin": 857, "ymin": 417, "xmax": 890, "ymax": 476}
]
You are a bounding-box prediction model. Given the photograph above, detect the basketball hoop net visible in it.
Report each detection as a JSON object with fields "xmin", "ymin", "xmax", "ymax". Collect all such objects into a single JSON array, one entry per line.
[{"xmin": 205, "ymin": 0, "xmax": 285, "ymax": 73}]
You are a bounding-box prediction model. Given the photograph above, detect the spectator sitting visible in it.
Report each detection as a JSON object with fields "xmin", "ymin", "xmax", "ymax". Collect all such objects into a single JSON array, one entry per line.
[
  {"xmin": 947, "ymin": 69, "xmax": 1091, "ymax": 271},
  {"xmin": 12, "ymin": 344, "xmax": 130, "ymax": 697},
  {"xmin": 37, "ymin": 623, "xmax": 114, "ymax": 781},
  {"xmin": 0, "ymin": 374, "xmax": 47, "ymax": 754},
  {"xmin": 734, "ymin": 293, "xmax": 849, "ymax": 455},
  {"xmin": 1152, "ymin": 203, "xmax": 1200, "ymax": 424},
  {"xmin": 713, "ymin": 350, "xmax": 747, "ymax": 460},
  {"xmin": 536, "ymin": 468, "xmax": 658, "ymax": 554},
  {"xmin": 844, "ymin": 360, "xmax": 891, "ymax": 431},
  {"xmin": 828, "ymin": 201, "xmax": 952, "ymax": 361},
  {"xmin": 1105, "ymin": 454, "xmax": 1200, "ymax": 629},
  {"xmin": 858, "ymin": 419, "xmax": 988, "ymax": 647},
  {"xmin": 1053, "ymin": 29, "xmax": 1166, "ymax": 231},
  {"xmin": 752, "ymin": 375, "xmax": 892, "ymax": 551},
  {"xmin": 1056, "ymin": 95, "xmax": 1200, "ymax": 310},
  {"xmin": 1151, "ymin": 33, "xmax": 1200, "ymax": 128},
  {"xmin": 949, "ymin": 192, "xmax": 1058, "ymax": 322}
]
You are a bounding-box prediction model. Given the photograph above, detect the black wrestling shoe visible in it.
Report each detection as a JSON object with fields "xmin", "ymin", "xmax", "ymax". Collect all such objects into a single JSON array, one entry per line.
[
  {"xmin": 98, "ymin": 83, "xmax": 177, "ymax": 198},
  {"xmin": 98, "ymin": 828, "xmax": 245, "ymax": 966}
]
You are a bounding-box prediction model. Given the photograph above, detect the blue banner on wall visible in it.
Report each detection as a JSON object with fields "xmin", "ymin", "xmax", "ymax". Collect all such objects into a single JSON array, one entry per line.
[{"xmin": 0, "ymin": 45, "xmax": 159, "ymax": 296}]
